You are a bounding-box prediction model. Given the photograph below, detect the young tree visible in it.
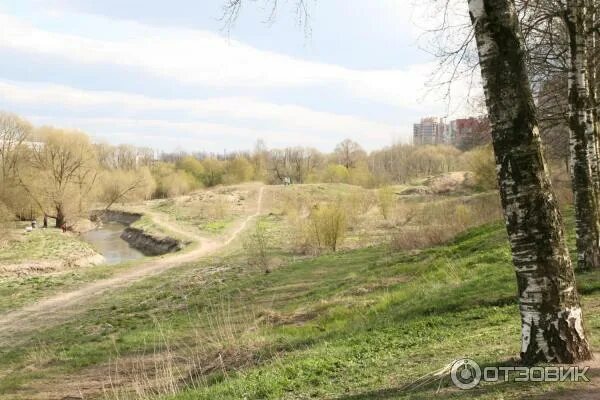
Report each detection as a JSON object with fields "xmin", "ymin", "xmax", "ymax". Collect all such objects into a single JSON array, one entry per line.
[
  {"xmin": 177, "ymin": 155, "xmax": 205, "ymax": 184},
  {"xmin": 0, "ymin": 112, "xmax": 31, "ymax": 215},
  {"xmin": 469, "ymin": 0, "xmax": 591, "ymax": 363},
  {"xmin": 99, "ymin": 167, "xmax": 155, "ymax": 210},
  {"xmin": 378, "ymin": 186, "xmax": 394, "ymax": 220},
  {"xmin": 201, "ymin": 157, "xmax": 225, "ymax": 187},
  {"xmin": 0, "ymin": 112, "xmax": 30, "ymax": 182},
  {"xmin": 308, "ymin": 203, "xmax": 346, "ymax": 252},
  {"xmin": 225, "ymin": 156, "xmax": 255, "ymax": 183}
]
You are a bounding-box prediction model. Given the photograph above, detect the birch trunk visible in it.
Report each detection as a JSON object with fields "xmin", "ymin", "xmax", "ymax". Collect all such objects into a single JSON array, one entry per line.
[
  {"xmin": 565, "ymin": 0, "xmax": 600, "ymax": 270},
  {"xmin": 468, "ymin": 0, "xmax": 592, "ymax": 364},
  {"xmin": 586, "ymin": 0, "xmax": 600, "ymax": 191}
]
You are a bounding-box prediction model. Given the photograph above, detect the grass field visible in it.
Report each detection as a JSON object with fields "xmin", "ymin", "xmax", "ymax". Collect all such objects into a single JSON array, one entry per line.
[
  {"xmin": 2, "ymin": 206, "xmax": 600, "ymax": 399},
  {"xmin": 0, "ymin": 227, "xmax": 96, "ymax": 264}
]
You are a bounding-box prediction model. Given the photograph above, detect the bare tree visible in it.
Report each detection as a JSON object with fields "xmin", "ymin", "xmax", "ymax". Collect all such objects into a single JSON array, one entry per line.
[
  {"xmin": 334, "ymin": 139, "xmax": 365, "ymax": 169},
  {"xmin": 0, "ymin": 112, "xmax": 30, "ymax": 182},
  {"xmin": 21, "ymin": 128, "xmax": 97, "ymax": 228},
  {"xmin": 469, "ymin": 0, "xmax": 591, "ymax": 363}
]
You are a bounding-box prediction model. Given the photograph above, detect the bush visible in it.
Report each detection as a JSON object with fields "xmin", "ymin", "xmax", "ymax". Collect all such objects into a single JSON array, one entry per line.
[
  {"xmin": 390, "ymin": 194, "xmax": 501, "ymax": 251},
  {"xmin": 201, "ymin": 158, "xmax": 225, "ymax": 187},
  {"xmin": 243, "ymin": 220, "xmax": 270, "ymax": 271},
  {"xmin": 377, "ymin": 186, "xmax": 394, "ymax": 220},
  {"xmin": 308, "ymin": 203, "xmax": 347, "ymax": 252},
  {"xmin": 152, "ymin": 162, "xmax": 196, "ymax": 198},
  {"xmin": 322, "ymin": 164, "xmax": 350, "ymax": 183},
  {"xmin": 99, "ymin": 167, "xmax": 156, "ymax": 208},
  {"xmin": 224, "ymin": 157, "xmax": 255, "ymax": 184},
  {"xmin": 177, "ymin": 156, "xmax": 205, "ymax": 184},
  {"xmin": 462, "ymin": 145, "xmax": 497, "ymax": 190},
  {"xmin": 348, "ymin": 161, "xmax": 375, "ymax": 187}
]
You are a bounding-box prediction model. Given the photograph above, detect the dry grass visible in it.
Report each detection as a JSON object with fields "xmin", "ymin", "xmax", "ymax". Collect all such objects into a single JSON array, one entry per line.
[
  {"xmin": 390, "ymin": 193, "xmax": 502, "ymax": 250},
  {"xmin": 266, "ymin": 183, "xmax": 502, "ymax": 255},
  {"xmin": 102, "ymin": 301, "xmax": 275, "ymax": 400}
]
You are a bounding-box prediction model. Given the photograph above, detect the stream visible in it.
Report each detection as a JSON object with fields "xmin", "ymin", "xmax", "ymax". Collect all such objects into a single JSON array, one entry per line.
[{"xmin": 81, "ymin": 222, "xmax": 144, "ymax": 264}]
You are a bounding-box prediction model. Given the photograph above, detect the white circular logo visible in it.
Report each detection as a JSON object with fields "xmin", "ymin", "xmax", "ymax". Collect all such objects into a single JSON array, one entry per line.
[{"xmin": 451, "ymin": 358, "xmax": 481, "ymax": 389}]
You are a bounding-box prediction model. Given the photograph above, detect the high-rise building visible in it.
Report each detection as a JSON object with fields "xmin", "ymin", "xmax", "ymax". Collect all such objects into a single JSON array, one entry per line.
[
  {"xmin": 449, "ymin": 117, "xmax": 491, "ymax": 149},
  {"xmin": 413, "ymin": 117, "xmax": 446, "ymax": 145},
  {"xmin": 413, "ymin": 116, "xmax": 491, "ymax": 148}
]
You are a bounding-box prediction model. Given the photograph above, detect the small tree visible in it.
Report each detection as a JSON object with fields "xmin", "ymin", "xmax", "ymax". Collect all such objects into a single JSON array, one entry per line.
[
  {"xmin": 201, "ymin": 157, "xmax": 225, "ymax": 187},
  {"xmin": 99, "ymin": 167, "xmax": 155, "ymax": 210},
  {"xmin": 224, "ymin": 157, "xmax": 255, "ymax": 184},
  {"xmin": 243, "ymin": 220, "xmax": 270, "ymax": 271},
  {"xmin": 309, "ymin": 203, "xmax": 346, "ymax": 252},
  {"xmin": 377, "ymin": 186, "xmax": 394, "ymax": 220},
  {"xmin": 177, "ymin": 156, "xmax": 205, "ymax": 184},
  {"xmin": 462, "ymin": 145, "xmax": 497, "ymax": 190},
  {"xmin": 322, "ymin": 164, "xmax": 349, "ymax": 183}
]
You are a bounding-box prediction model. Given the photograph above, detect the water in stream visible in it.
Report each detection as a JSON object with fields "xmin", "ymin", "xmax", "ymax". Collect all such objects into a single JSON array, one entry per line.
[{"xmin": 81, "ymin": 222, "xmax": 144, "ymax": 264}]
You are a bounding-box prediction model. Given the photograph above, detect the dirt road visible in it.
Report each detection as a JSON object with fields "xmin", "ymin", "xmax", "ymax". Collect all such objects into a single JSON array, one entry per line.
[{"xmin": 0, "ymin": 186, "xmax": 264, "ymax": 347}]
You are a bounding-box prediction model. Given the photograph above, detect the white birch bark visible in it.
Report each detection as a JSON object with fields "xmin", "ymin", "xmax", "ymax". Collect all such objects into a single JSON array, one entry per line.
[
  {"xmin": 565, "ymin": 0, "xmax": 600, "ymax": 270},
  {"xmin": 468, "ymin": 0, "xmax": 592, "ymax": 364}
]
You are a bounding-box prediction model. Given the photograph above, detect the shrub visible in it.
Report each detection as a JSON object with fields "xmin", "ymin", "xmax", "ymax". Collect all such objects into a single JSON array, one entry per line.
[
  {"xmin": 177, "ymin": 156, "xmax": 205, "ymax": 184},
  {"xmin": 377, "ymin": 186, "xmax": 394, "ymax": 220},
  {"xmin": 201, "ymin": 158, "xmax": 225, "ymax": 187},
  {"xmin": 243, "ymin": 220, "xmax": 270, "ymax": 271},
  {"xmin": 390, "ymin": 194, "xmax": 502, "ymax": 251},
  {"xmin": 224, "ymin": 157, "xmax": 255, "ymax": 184},
  {"xmin": 462, "ymin": 145, "xmax": 497, "ymax": 190},
  {"xmin": 152, "ymin": 162, "xmax": 196, "ymax": 198},
  {"xmin": 322, "ymin": 164, "xmax": 349, "ymax": 183},
  {"xmin": 348, "ymin": 161, "xmax": 375, "ymax": 187},
  {"xmin": 308, "ymin": 203, "xmax": 347, "ymax": 252}
]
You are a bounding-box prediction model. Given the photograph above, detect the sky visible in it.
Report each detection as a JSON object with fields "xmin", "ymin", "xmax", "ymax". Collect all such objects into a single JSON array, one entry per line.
[{"xmin": 0, "ymin": 0, "xmax": 477, "ymax": 153}]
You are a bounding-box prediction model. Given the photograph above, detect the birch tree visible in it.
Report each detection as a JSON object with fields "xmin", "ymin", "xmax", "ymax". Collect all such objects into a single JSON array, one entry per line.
[
  {"xmin": 563, "ymin": 0, "xmax": 600, "ymax": 269},
  {"xmin": 468, "ymin": 0, "xmax": 591, "ymax": 363}
]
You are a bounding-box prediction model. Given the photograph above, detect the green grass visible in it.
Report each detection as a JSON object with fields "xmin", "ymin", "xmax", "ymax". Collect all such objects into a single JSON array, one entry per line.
[
  {"xmin": 2, "ymin": 217, "xmax": 600, "ymax": 399},
  {"xmin": 200, "ymin": 219, "xmax": 231, "ymax": 233},
  {"xmin": 0, "ymin": 228, "xmax": 95, "ymax": 263},
  {"xmin": 129, "ymin": 214, "xmax": 188, "ymax": 241},
  {"xmin": 0, "ymin": 258, "xmax": 144, "ymax": 314}
]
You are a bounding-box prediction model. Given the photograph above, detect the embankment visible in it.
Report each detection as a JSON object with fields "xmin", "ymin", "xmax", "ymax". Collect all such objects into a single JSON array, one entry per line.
[{"xmin": 90, "ymin": 210, "xmax": 182, "ymax": 256}]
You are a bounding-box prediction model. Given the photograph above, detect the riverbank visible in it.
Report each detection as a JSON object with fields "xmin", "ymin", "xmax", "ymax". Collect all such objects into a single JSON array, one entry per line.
[
  {"xmin": 91, "ymin": 209, "xmax": 184, "ymax": 255},
  {"xmin": 0, "ymin": 226, "xmax": 104, "ymax": 277}
]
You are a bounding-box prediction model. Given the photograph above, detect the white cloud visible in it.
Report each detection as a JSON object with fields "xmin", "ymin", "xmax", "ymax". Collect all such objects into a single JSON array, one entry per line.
[
  {"xmin": 0, "ymin": 80, "xmax": 404, "ymax": 150},
  {"xmin": 0, "ymin": 12, "xmax": 444, "ymax": 109}
]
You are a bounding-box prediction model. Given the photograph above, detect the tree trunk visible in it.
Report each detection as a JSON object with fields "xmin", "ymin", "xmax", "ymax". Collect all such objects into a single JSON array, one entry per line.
[
  {"xmin": 565, "ymin": 0, "xmax": 600, "ymax": 270},
  {"xmin": 468, "ymin": 0, "xmax": 592, "ymax": 364},
  {"xmin": 586, "ymin": 0, "xmax": 600, "ymax": 191},
  {"xmin": 55, "ymin": 205, "xmax": 65, "ymax": 228}
]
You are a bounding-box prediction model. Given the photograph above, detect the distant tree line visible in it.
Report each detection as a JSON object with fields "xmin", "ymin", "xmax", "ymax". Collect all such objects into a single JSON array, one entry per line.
[{"xmin": 0, "ymin": 112, "xmax": 506, "ymax": 228}]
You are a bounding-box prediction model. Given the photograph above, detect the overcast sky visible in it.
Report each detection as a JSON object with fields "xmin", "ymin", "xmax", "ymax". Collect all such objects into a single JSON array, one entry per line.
[{"xmin": 0, "ymin": 0, "xmax": 476, "ymax": 152}]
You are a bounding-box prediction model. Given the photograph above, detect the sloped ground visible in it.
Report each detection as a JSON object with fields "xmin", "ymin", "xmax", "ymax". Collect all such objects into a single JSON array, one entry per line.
[
  {"xmin": 0, "ymin": 225, "xmax": 103, "ymax": 277},
  {"xmin": 2, "ymin": 211, "xmax": 600, "ymax": 399}
]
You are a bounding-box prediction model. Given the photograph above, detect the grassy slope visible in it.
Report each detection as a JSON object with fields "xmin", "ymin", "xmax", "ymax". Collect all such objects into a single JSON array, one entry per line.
[
  {"xmin": 0, "ymin": 228, "xmax": 116, "ymax": 313},
  {"xmin": 2, "ymin": 217, "xmax": 600, "ymax": 399},
  {"xmin": 0, "ymin": 228, "xmax": 95, "ymax": 263}
]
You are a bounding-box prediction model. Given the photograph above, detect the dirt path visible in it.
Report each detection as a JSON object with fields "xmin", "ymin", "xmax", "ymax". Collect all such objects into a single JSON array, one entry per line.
[{"xmin": 0, "ymin": 186, "xmax": 265, "ymax": 347}]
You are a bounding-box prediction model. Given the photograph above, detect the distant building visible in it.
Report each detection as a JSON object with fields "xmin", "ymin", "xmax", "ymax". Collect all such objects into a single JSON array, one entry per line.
[
  {"xmin": 449, "ymin": 117, "xmax": 491, "ymax": 150},
  {"xmin": 413, "ymin": 117, "xmax": 446, "ymax": 145},
  {"xmin": 413, "ymin": 116, "xmax": 491, "ymax": 149}
]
